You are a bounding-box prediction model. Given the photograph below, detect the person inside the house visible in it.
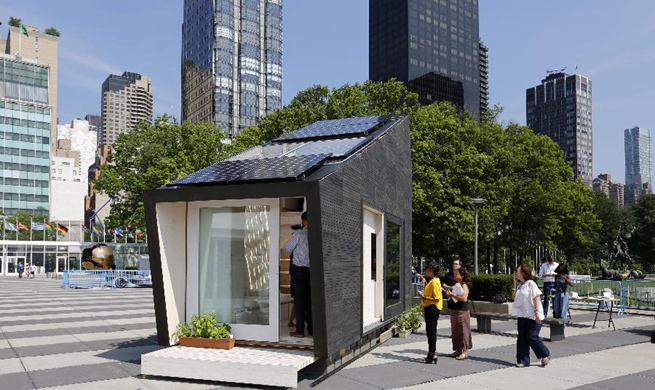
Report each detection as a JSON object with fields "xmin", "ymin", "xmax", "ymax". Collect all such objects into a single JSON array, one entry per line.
[
  {"xmin": 553, "ymin": 263, "xmax": 573, "ymax": 320},
  {"xmin": 445, "ymin": 268, "xmax": 473, "ymax": 360},
  {"xmin": 512, "ymin": 263, "xmax": 550, "ymax": 368},
  {"xmin": 417, "ymin": 262, "xmax": 442, "ymax": 364},
  {"xmin": 283, "ymin": 211, "xmax": 312, "ymax": 338},
  {"xmin": 538, "ymin": 254, "xmax": 559, "ymax": 317}
]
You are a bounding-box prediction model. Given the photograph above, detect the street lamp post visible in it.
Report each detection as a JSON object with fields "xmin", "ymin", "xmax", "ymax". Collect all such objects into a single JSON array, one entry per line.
[{"xmin": 468, "ymin": 198, "xmax": 487, "ymax": 274}]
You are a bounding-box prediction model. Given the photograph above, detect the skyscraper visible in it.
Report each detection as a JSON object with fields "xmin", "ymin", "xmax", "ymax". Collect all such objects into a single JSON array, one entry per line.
[
  {"xmin": 624, "ymin": 126, "xmax": 652, "ymax": 204},
  {"xmin": 2, "ymin": 25, "xmax": 59, "ymax": 149},
  {"xmin": 181, "ymin": 0, "xmax": 283, "ymax": 137},
  {"xmin": 526, "ymin": 72, "xmax": 593, "ymax": 185},
  {"xmin": 100, "ymin": 72, "xmax": 153, "ymax": 147},
  {"xmin": 0, "ymin": 55, "xmax": 52, "ymax": 215},
  {"xmin": 369, "ymin": 0, "xmax": 485, "ymax": 119}
]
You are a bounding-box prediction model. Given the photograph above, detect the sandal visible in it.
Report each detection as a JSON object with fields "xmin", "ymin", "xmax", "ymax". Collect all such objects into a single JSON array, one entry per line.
[
  {"xmin": 455, "ymin": 353, "xmax": 468, "ymax": 360},
  {"xmin": 449, "ymin": 351, "xmax": 460, "ymax": 358}
]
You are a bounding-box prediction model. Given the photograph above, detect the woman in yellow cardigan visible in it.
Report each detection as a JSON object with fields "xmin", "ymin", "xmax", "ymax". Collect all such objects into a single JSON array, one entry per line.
[{"xmin": 417, "ymin": 262, "xmax": 443, "ymax": 364}]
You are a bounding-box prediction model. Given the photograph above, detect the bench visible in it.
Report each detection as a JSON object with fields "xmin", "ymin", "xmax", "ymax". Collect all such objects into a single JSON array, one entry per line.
[{"xmin": 471, "ymin": 312, "xmax": 567, "ymax": 341}]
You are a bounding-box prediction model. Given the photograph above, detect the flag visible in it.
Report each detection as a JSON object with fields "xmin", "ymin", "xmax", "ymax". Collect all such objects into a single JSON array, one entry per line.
[
  {"xmin": 4, "ymin": 221, "xmax": 18, "ymax": 231},
  {"xmin": 81, "ymin": 224, "xmax": 91, "ymax": 233},
  {"xmin": 135, "ymin": 229, "xmax": 144, "ymax": 237},
  {"xmin": 91, "ymin": 225, "xmax": 103, "ymax": 236},
  {"xmin": 56, "ymin": 223, "xmax": 69, "ymax": 234},
  {"xmin": 44, "ymin": 221, "xmax": 56, "ymax": 231},
  {"xmin": 31, "ymin": 222, "xmax": 45, "ymax": 231},
  {"xmin": 21, "ymin": 24, "xmax": 29, "ymax": 37},
  {"xmin": 114, "ymin": 228, "xmax": 124, "ymax": 237},
  {"xmin": 17, "ymin": 221, "xmax": 28, "ymax": 231}
]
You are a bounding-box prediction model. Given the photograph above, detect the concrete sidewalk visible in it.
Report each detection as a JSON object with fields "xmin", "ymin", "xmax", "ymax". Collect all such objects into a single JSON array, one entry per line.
[{"xmin": 1, "ymin": 276, "xmax": 653, "ymax": 389}]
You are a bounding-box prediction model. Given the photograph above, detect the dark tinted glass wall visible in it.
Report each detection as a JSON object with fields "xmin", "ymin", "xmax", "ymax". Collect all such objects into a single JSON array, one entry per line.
[{"xmin": 369, "ymin": 0, "xmax": 481, "ymax": 119}]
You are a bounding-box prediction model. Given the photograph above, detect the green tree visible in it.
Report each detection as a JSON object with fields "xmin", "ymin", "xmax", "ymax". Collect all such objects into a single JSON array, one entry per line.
[
  {"xmin": 8, "ymin": 17, "xmax": 21, "ymax": 28},
  {"xmin": 93, "ymin": 116, "xmax": 229, "ymax": 228},
  {"xmin": 592, "ymin": 192, "xmax": 634, "ymax": 261},
  {"xmin": 629, "ymin": 194, "xmax": 655, "ymax": 272},
  {"xmin": 44, "ymin": 27, "xmax": 60, "ymax": 37}
]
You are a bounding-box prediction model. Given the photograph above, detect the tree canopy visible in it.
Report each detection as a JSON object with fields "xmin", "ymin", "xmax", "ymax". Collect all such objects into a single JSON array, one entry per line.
[
  {"xmin": 8, "ymin": 17, "xmax": 21, "ymax": 27},
  {"xmin": 93, "ymin": 116, "xmax": 229, "ymax": 229},
  {"xmin": 92, "ymin": 79, "xmax": 655, "ymax": 273},
  {"xmin": 44, "ymin": 27, "xmax": 60, "ymax": 37}
]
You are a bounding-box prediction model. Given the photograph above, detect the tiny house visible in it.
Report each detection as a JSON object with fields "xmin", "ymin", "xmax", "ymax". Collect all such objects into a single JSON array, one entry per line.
[{"xmin": 141, "ymin": 115, "xmax": 412, "ymax": 387}]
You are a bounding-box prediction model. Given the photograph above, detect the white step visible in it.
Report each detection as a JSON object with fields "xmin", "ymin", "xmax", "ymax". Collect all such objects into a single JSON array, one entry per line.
[{"xmin": 141, "ymin": 345, "xmax": 316, "ymax": 388}]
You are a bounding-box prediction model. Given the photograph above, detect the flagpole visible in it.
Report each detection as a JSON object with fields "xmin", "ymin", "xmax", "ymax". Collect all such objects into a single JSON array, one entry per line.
[
  {"xmin": 30, "ymin": 218, "xmax": 33, "ymax": 241},
  {"xmin": 15, "ymin": 218, "xmax": 18, "ymax": 240},
  {"xmin": 2, "ymin": 216, "xmax": 5, "ymax": 240}
]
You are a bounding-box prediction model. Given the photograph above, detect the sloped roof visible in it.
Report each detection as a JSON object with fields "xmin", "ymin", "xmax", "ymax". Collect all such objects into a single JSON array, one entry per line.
[{"xmin": 166, "ymin": 115, "xmax": 399, "ymax": 187}]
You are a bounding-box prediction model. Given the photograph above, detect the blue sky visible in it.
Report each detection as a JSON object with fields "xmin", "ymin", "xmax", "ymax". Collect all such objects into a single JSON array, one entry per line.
[{"xmin": 3, "ymin": 0, "xmax": 655, "ymax": 183}]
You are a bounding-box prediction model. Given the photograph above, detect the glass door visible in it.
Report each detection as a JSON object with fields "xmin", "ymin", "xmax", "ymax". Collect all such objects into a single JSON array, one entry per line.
[
  {"xmin": 56, "ymin": 256, "xmax": 68, "ymax": 273},
  {"xmin": 187, "ymin": 199, "xmax": 280, "ymax": 342}
]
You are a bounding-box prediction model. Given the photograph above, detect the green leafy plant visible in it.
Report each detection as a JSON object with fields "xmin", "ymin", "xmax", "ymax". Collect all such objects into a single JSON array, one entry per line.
[
  {"xmin": 395, "ymin": 304, "xmax": 422, "ymax": 332},
  {"xmin": 173, "ymin": 312, "xmax": 232, "ymax": 340},
  {"xmin": 470, "ymin": 274, "xmax": 514, "ymax": 302}
]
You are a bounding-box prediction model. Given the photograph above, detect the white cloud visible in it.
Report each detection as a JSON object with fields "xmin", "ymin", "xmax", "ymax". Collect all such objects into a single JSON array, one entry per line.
[{"xmin": 60, "ymin": 48, "xmax": 121, "ymax": 76}]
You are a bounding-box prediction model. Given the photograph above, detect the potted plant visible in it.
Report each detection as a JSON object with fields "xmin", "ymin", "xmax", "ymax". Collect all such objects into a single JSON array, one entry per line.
[
  {"xmin": 395, "ymin": 304, "xmax": 422, "ymax": 338},
  {"xmin": 173, "ymin": 312, "xmax": 235, "ymax": 350}
]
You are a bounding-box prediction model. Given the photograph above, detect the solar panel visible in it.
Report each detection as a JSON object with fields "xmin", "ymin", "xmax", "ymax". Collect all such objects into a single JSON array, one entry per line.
[
  {"xmin": 224, "ymin": 142, "xmax": 305, "ymax": 161},
  {"xmin": 168, "ymin": 160, "xmax": 261, "ymax": 186},
  {"xmin": 287, "ymin": 137, "xmax": 369, "ymax": 158},
  {"xmin": 167, "ymin": 154, "xmax": 330, "ymax": 186},
  {"xmin": 276, "ymin": 116, "xmax": 384, "ymax": 141}
]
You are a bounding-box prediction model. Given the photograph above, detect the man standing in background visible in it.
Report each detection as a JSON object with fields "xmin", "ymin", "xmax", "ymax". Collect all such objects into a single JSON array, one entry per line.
[{"xmin": 538, "ymin": 255, "xmax": 559, "ymax": 317}]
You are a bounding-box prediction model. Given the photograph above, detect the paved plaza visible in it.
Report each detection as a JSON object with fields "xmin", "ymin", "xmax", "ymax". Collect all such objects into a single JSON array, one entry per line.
[{"xmin": 0, "ymin": 276, "xmax": 653, "ymax": 390}]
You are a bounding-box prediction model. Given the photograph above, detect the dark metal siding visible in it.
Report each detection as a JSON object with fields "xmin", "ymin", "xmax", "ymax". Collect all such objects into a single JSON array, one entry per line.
[{"xmin": 317, "ymin": 117, "xmax": 412, "ymax": 358}]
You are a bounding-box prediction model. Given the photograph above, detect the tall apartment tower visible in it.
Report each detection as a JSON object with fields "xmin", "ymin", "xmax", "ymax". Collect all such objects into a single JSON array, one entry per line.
[
  {"xmin": 369, "ymin": 0, "xmax": 484, "ymax": 120},
  {"xmin": 3, "ymin": 25, "xmax": 59, "ymax": 148},
  {"xmin": 526, "ymin": 72, "xmax": 593, "ymax": 185},
  {"xmin": 181, "ymin": 0, "xmax": 283, "ymax": 137},
  {"xmin": 100, "ymin": 72, "xmax": 153, "ymax": 147},
  {"xmin": 0, "ymin": 55, "xmax": 52, "ymax": 215},
  {"xmin": 624, "ymin": 126, "xmax": 652, "ymax": 204}
]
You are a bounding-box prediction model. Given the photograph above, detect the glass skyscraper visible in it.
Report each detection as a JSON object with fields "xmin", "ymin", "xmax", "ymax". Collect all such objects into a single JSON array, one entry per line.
[
  {"xmin": 369, "ymin": 0, "xmax": 485, "ymax": 120},
  {"xmin": 0, "ymin": 56, "xmax": 51, "ymax": 215},
  {"xmin": 182, "ymin": 0, "xmax": 283, "ymax": 137},
  {"xmin": 624, "ymin": 126, "xmax": 652, "ymax": 204}
]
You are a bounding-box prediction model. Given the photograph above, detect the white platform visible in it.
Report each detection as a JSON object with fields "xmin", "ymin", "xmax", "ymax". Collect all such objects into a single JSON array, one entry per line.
[{"xmin": 141, "ymin": 346, "xmax": 317, "ymax": 388}]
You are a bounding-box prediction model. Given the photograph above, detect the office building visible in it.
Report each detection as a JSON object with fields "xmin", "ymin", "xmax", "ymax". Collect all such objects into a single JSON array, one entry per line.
[
  {"xmin": 181, "ymin": 0, "xmax": 283, "ymax": 137},
  {"xmin": 51, "ymin": 119, "xmax": 98, "ymax": 222},
  {"xmin": 624, "ymin": 126, "xmax": 652, "ymax": 205},
  {"xmin": 0, "ymin": 55, "xmax": 52, "ymax": 215},
  {"xmin": 526, "ymin": 72, "xmax": 593, "ymax": 185},
  {"xmin": 2, "ymin": 25, "xmax": 59, "ymax": 148},
  {"xmin": 100, "ymin": 72, "xmax": 153, "ymax": 147},
  {"xmin": 85, "ymin": 114, "xmax": 102, "ymax": 147},
  {"xmin": 369, "ymin": 0, "xmax": 484, "ymax": 119},
  {"xmin": 593, "ymin": 173, "xmax": 624, "ymax": 207}
]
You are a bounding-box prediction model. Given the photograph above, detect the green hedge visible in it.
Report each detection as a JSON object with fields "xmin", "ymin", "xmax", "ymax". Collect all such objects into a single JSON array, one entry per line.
[{"xmin": 470, "ymin": 274, "xmax": 514, "ymax": 302}]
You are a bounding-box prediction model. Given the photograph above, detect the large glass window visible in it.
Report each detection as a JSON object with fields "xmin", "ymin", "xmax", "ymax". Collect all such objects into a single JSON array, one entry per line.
[
  {"xmin": 385, "ymin": 220, "xmax": 402, "ymax": 308},
  {"xmin": 198, "ymin": 205, "xmax": 271, "ymax": 325}
]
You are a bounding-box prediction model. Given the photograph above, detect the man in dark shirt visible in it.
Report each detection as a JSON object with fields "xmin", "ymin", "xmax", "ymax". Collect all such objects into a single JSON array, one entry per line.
[{"xmin": 441, "ymin": 257, "xmax": 462, "ymax": 309}]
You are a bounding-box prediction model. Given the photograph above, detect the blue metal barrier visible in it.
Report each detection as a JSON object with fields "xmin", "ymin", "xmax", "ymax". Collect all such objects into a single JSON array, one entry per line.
[{"xmin": 63, "ymin": 270, "xmax": 152, "ymax": 289}]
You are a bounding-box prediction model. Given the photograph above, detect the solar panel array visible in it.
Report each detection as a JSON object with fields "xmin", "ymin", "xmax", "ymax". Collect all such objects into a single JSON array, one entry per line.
[
  {"xmin": 166, "ymin": 116, "xmax": 392, "ymax": 186},
  {"xmin": 276, "ymin": 116, "xmax": 383, "ymax": 141},
  {"xmin": 167, "ymin": 154, "xmax": 330, "ymax": 187}
]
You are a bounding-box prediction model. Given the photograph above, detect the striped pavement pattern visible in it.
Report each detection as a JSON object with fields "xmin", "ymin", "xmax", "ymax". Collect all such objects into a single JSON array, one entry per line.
[{"xmin": 2, "ymin": 276, "xmax": 654, "ymax": 389}]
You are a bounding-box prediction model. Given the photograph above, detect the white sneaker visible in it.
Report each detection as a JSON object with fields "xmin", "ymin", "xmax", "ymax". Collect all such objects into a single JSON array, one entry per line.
[{"xmin": 541, "ymin": 357, "xmax": 549, "ymax": 367}]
